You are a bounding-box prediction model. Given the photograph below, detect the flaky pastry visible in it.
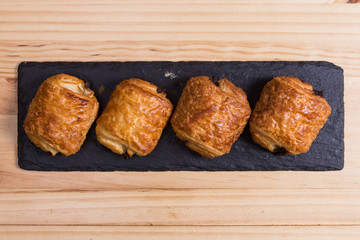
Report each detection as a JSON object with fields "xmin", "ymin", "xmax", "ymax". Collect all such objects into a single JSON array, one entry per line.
[
  {"xmin": 249, "ymin": 76, "xmax": 331, "ymax": 155},
  {"xmin": 171, "ymin": 76, "xmax": 251, "ymax": 158},
  {"xmin": 23, "ymin": 73, "xmax": 99, "ymax": 156},
  {"xmin": 96, "ymin": 78, "xmax": 173, "ymax": 157}
]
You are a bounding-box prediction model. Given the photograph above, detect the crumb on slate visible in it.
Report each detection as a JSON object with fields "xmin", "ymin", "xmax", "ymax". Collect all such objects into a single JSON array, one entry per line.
[
  {"xmin": 165, "ymin": 71, "xmax": 177, "ymax": 79},
  {"xmin": 98, "ymin": 85, "xmax": 105, "ymax": 94}
]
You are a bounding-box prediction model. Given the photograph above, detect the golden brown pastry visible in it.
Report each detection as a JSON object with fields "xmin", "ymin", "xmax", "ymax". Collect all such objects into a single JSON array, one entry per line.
[
  {"xmin": 249, "ymin": 76, "xmax": 331, "ymax": 155},
  {"xmin": 23, "ymin": 73, "xmax": 99, "ymax": 156},
  {"xmin": 96, "ymin": 78, "xmax": 173, "ymax": 157},
  {"xmin": 171, "ymin": 76, "xmax": 251, "ymax": 158}
]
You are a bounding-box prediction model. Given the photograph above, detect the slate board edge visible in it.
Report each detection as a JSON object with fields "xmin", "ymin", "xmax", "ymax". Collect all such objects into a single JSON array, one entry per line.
[{"xmin": 17, "ymin": 61, "xmax": 344, "ymax": 172}]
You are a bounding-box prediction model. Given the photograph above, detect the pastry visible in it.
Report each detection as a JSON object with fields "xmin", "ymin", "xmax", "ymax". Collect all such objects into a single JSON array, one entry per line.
[
  {"xmin": 171, "ymin": 76, "xmax": 251, "ymax": 158},
  {"xmin": 249, "ymin": 76, "xmax": 331, "ymax": 155},
  {"xmin": 96, "ymin": 78, "xmax": 173, "ymax": 157},
  {"xmin": 23, "ymin": 73, "xmax": 99, "ymax": 156}
]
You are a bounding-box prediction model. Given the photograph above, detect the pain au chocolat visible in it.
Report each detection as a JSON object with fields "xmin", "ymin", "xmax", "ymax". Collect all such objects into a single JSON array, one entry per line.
[
  {"xmin": 23, "ymin": 74, "xmax": 99, "ymax": 156},
  {"xmin": 96, "ymin": 78, "xmax": 173, "ymax": 157},
  {"xmin": 249, "ymin": 76, "xmax": 331, "ymax": 155},
  {"xmin": 171, "ymin": 76, "xmax": 251, "ymax": 158}
]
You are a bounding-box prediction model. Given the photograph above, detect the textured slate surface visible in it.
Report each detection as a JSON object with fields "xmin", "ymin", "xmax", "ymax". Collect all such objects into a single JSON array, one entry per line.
[{"xmin": 17, "ymin": 61, "xmax": 344, "ymax": 171}]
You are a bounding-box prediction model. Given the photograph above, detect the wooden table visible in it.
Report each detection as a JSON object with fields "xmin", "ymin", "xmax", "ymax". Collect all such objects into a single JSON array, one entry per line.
[{"xmin": 1, "ymin": 0, "xmax": 360, "ymax": 239}]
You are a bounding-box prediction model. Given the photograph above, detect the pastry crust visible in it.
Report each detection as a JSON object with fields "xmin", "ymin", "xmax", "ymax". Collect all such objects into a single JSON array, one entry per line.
[
  {"xmin": 96, "ymin": 78, "xmax": 173, "ymax": 157},
  {"xmin": 23, "ymin": 74, "xmax": 99, "ymax": 156},
  {"xmin": 171, "ymin": 76, "xmax": 251, "ymax": 158},
  {"xmin": 249, "ymin": 76, "xmax": 331, "ymax": 155}
]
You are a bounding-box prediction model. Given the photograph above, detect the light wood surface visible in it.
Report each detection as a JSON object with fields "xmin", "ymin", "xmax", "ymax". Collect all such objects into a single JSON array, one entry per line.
[
  {"xmin": 1, "ymin": 0, "xmax": 360, "ymax": 239},
  {"xmin": 1, "ymin": 188, "xmax": 359, "ymax": 225},
  {"xmin": 1, "ymin": 226, "xmax": 360, "ymax": 240}
]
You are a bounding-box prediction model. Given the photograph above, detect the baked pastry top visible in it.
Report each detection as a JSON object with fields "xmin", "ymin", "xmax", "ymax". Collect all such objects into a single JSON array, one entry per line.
[
  {"xmin": 23, "ymin": 73, "xmax": 99, "ymax": 156},
  {"xmin": 171, "ymin": 76, "xmax": 251, "ymax": 158},
  {"xmin": 249, "ymin": 76, "xmax": 331, "ymax": 155},
  {"xmin": 96, "ymin": 78, "xmax": 173, "ymax": 157}
]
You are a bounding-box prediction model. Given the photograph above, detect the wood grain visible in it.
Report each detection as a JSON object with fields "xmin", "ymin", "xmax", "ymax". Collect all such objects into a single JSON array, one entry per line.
[
  {"xmin": 0, "ymin": 189, "xmax": 359, "ymax": 225},
  {"xmin": 0, "ymin": 1, "xmax": 360, "ymax": 237},
  {"xmin": 1, "ymin": 225, "xmax": 360, "ymax": 240}
]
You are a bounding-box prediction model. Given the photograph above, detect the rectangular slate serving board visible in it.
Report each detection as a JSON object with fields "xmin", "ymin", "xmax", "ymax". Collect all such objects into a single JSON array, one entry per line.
[{"xmin": 18, "ymin": 61, "xmax": 344, "ymax": 171}]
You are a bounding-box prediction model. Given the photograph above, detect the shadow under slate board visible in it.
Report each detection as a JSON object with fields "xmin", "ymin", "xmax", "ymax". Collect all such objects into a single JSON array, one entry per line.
[{"xmin": 17, "ymin": 61, "xmax": 344, "ymax": 171}]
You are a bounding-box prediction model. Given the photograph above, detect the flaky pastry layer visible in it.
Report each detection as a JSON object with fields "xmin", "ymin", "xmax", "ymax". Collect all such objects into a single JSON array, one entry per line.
[
  {"xmin": 23, "ymin": 74, "xmax": 99, "ymax": 156},
  {"xmin": 171, "ymin": 76, "xmax": 251, "ymax": 158},
  {"xmin": 249, "ymin": 76, "xmax": 331, "ymax": 155},
  {"xmin": 96, "ymin": 78, "xmax": 173, "ymax": 157}
]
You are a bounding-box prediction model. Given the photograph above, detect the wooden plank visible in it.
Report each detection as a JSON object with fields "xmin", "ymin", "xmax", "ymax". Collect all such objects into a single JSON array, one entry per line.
[
  {"xmin": 0, "ymin": 0, "xmax": 357, "ymax": 5},
  {"xmin": 1, "ymin": 8, "xmax": 360, "ymax": 23},
  {"xmin": 0, "ymin": 3, "xmax": 357, "ymax": 16},
  {"xmin": 1, "ymin": 225, "xmax": 360, "ymax": 240},
  {"xmin": 0, "ymin": 189, "xmax": 359, "ymax": 225},
  {"xmin": 1, "ymin": 39, "xmax": 359, "ymax": 68},
  {"xmin": 1, "ymin": 4, "xmax": 360, "ymax": 42}
]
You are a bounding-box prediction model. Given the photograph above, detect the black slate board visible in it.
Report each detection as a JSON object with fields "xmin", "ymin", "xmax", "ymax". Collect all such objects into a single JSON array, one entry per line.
[{"xmin": 18, "ymin": 61, "xmax": 344, "ymax": 171}]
